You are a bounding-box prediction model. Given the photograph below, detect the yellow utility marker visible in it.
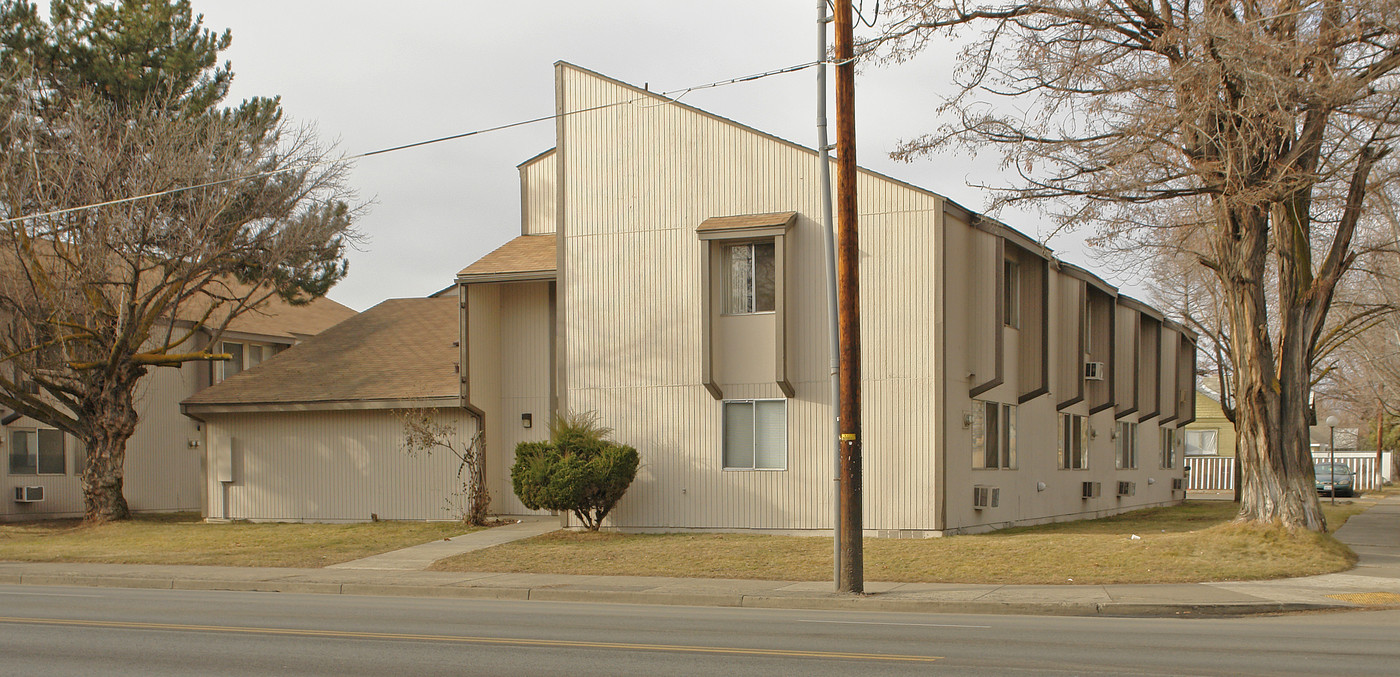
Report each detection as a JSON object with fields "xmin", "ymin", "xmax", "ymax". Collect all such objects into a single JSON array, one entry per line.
[{"xmin": 1324, "ymin": 592, "xmax": 1400, "ymax": 606}]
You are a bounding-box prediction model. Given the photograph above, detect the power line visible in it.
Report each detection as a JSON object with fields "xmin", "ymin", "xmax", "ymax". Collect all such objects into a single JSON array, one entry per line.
[
  {"xmin": 854, "ymin": 0, "xmax": 880, "ymax": 28},
  {"xmin": 0, "ymin": 59, "xmax": 828, "ymax": 227}
]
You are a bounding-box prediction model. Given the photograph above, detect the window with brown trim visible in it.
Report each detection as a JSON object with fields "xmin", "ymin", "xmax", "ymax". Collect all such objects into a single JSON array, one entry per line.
[
  {"xmin": 724, "ymin": 242, "xmax": 776, "ymax": 314},
  {"xmin": 972, "ymin": 400, "xmax": 1017, "ymax": 469},
  {"xmin": 1059, "ymin": 413, "xmax": 1089, "ymax": 469},
  {"xmin": 1115, "ymin": 421, "xmax": 1138, "ymax": 469}
]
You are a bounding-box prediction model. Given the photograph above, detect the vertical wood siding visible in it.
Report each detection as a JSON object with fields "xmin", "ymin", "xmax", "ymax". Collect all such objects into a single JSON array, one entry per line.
[
  {"xmin": 1055, "ymin": 277, "xmax": 1085, "ymax": 405},
  {"xmin": 1138, "ymin": 317, "xmax": 1162, "ymax": 418},
  {"xmin": 1177, "ymin": 339, "xmax": 1197, "ymax": 425},
  {"xmin": 556, "ymin": 66, "xmax": 941, "ymax": 531},
  {"xmin": 1085, "ymin": 290, "xmax": 1114, "ymax": 410},
  {"xmin": 494, "ymin": 282, "xmax": 553, "ymax": 515},
  {"xmin": 466, "ymin": 283, "xmax": 510, "ymax": 514},
  {"xmin": 520, "ymin": 150, "xmax": 558, "ymax": 236},
  {"xmin": 1016, "ymin": 253, "xmax": 1047, "ymax": 400},
  {"xmin": 206, "ymin": 409, "xmax": 478, "ymax": 522},
  {"xmin": 125, "ymin": 360, "xmax": 204, "ymax": 511},
  {"xmin": 1114, "ymin": 305, "xmax": 1141, "ymax": 415},
  {"xmin": 1158, "ymin": 328, "xmax": 1181, "ymax": 422}
]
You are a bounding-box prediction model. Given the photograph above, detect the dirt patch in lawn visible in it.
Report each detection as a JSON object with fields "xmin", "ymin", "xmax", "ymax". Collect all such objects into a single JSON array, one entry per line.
[
  {"xmin": 0, "ymin": 512, "xmax": 478, "ymax": 568},
  {"xmin": 430, "ymin": 501, "xmax": 1363, "ymax": 585}
]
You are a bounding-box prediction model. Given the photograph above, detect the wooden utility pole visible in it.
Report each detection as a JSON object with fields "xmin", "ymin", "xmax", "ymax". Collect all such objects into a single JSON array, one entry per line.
[{"xmin": 834, "ymin": 0, "xmax": 864, "ymax": 594}]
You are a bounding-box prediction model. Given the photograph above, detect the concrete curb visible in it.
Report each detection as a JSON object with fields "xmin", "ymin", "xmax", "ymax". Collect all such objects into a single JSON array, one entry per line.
[
  {"xmin": 7, "ymin": 495, "xmax": 1393, "ymax": 618},
  {"xmin": 5, "ymin": 570, "xmax": 1349, "ymax": 618}
]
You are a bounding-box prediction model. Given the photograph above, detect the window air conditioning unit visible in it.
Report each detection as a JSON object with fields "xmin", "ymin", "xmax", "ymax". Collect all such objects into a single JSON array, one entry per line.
[
  {"xmin": 1171, "ymin": 478, "xmax": 1186, "ymax": 491},
  {"xmin": 1082, "ymin": 481, "xmax": 1101, "ymax": 499},
  {"xmin": 1117, "ymin": 481, "xmax": 1136, "ymax": 497},
  {"xmin": 13, "ymin": 486, "xmax": 43, "ymax": 503},
  {"xmin": 973, "ymin": 485, "xmax": 1000, "ymax": 510},
  {"xmin": 1084, "ymin": 361, "xmax": 1106, "ymax": 381}
]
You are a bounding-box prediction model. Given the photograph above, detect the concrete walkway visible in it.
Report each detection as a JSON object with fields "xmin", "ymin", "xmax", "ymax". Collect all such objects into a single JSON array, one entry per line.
[
  {"xmin": 3, "ymin": 497, "xmax": 1398, "ymax": 618},
  {"xmin": 327, "ymin": 516, "xmax": 561, "ymax": 571}
]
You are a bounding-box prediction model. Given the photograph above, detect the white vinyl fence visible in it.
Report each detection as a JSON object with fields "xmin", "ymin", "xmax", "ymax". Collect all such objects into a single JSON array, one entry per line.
[{"xmin": 1185, "ymin": 451, "xmax": 1394, "ymax": 492}]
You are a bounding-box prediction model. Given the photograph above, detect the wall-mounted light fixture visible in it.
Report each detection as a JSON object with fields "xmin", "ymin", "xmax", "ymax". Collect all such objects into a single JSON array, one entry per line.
[
  {"xmin": 522, "ymin": 413, "xmax": 532, "ymax": 429},
  {"xmin": 962, "ymin": 412, "xmax": 975, "ymax": 428},
  {"xmin": 1036, "ymin": 481, "xmax": 1046, "ymax": 492}
]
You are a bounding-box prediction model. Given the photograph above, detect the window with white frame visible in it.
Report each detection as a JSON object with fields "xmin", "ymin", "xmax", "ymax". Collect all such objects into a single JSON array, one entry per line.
[
  {"xmin": 9, "ymin": 429, "xmax": 65, "ymax": 475},
  {"xmin": 1115, "ymin": 421, "xmax": 1138, "ymax": 469},
  {"xmin": 724, "ymin": 242, "xmax": 776, "ymax": 314},
  {"xmin": 723, "ymin": 399, "xmax": 786, "ymax": 470},
  {"xmin": 1185, "ymin": 429, "xmax": 1219, "ymax": 456},
  {"xmin": 1059, "ymin": 413, "xmax": 1089, "ymax": 469},
  {"xmin": 1161, "ymin": 427, "xmax": 1178, "ymax": 468},
  {"xmin": 972, "ymin": 400, "xmax": 1016, "ymax": 469},
  {"xmin": 1003, "ymin": 259, "xmax": 1020, "ymax": 328}
]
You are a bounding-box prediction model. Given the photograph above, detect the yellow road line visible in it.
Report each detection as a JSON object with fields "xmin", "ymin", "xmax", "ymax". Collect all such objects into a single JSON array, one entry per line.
[{"xmin": 0, "ymin": 616, "xmax": 941, "ymax": 663}]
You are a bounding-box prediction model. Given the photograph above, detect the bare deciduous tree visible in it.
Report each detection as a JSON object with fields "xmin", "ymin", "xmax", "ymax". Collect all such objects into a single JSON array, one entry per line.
[
  {"xmin": 1316, "ymin": 215, "xmax": 1400, "ymax": 478},
  {"xmin": 0, "ymin": 77, "xmax": 356, "ymax": 522},
  {"xmin": 868, "ymin": 0, "xmax": 1400, "ymax": 530},
  {"xmin": 399, "ymin": 408, "xmax": 490, "ymax": 525}
]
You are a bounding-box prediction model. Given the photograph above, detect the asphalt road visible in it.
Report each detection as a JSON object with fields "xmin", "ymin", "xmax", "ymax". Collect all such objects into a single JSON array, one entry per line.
[{"xmin": 1, "ymin": 585, "xmax": 1397, "ymax": 676}]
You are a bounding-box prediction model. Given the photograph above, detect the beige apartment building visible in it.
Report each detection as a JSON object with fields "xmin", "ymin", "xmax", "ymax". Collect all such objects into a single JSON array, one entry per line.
[
  {"xmin": 459, "ymin": 63, "xmax": 1195, "ymax": 535},
  {"xmin": 180, "ymin": 63, "xmax": 1195, "ymax": 533},
  {"xmin": 2, "ymin": 295, "xmax": 354, "ymax": 521}
]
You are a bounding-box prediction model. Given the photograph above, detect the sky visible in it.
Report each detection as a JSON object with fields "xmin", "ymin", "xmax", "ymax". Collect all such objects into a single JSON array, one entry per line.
[{"xmin": 191, "ymin": 0, "xmax": 1125, "ymax": 312}]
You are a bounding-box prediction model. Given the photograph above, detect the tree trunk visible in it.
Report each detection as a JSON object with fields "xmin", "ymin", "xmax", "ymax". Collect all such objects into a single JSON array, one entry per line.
[
  {"xmin": 81, "ymin": 434, "xmax": 131, "ymax": 523},
  {"xmin": 79, "ymin": 370, "xmax": 143, "ymax": 524},
  {"xmin": 467, "ymin": 430, "xmax": 490, "ymax": 525},
  {"xmin": 1223, "ymin": 206, "xmax": 1326, "ymax": 531}
]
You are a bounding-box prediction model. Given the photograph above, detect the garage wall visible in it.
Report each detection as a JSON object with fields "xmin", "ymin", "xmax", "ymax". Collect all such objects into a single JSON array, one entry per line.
[{"xmin": 204, "ymin": 408, "xmax": 478, "ymax": 522}]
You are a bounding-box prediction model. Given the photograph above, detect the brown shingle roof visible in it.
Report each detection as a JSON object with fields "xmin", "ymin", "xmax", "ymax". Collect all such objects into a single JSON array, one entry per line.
[
  {"xmin": 456, "ymin": 234, "xmax": 556, "ymax": 281},
  {"xmin": 218, "ymin": 293, "xmax": 357, "ymax": 340},
  {"xmin": 183, "ymin": 297, "xmax": 458, "ymax": 410},
  {"xmin": 0, "ymin": 243, "xmax": 357, "ymax": 342}
]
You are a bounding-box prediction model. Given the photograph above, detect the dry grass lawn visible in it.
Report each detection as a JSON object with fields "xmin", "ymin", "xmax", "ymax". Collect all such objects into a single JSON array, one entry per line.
[
  {"xmin": 0, "ymin": 512, "xmax": 476, "ymax": 568},
  {"xmin": 430, "ymin": 500, "xmax": 1366, "ymax": 585}
]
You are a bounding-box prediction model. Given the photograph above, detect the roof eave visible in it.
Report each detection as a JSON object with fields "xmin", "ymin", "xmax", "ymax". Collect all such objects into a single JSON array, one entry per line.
[
  {"xmin": 456, "ymin": 270, "xmax": 557, "ymax": 284},
  {"xmin": 182, "ymin": 395, "xmax": 462, "ymax": 416}
]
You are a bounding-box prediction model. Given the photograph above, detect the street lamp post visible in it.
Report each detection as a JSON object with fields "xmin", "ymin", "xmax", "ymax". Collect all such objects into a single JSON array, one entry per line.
[{"xmin": 1326, "ymin": 415, "xmax": 1340, "ymax": 505}]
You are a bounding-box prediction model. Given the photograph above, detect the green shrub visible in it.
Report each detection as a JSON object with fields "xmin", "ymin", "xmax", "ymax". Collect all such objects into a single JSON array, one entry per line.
[{"xmin": 511, "ymin": 411, "xmax": 640, "ymax": 530}]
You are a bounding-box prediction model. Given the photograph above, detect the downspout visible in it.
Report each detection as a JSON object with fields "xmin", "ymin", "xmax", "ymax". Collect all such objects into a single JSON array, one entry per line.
[
  {"xmin": 816, "ymin": 0, "xmax": 842, "ymax": 590},
  {"xmin": 459, "ymin": 282, "xmax": 488, "ymax": 514}
]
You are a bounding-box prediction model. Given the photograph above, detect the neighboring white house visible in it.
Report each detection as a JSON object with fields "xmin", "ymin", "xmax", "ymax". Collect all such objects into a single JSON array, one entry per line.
[
  {"xmin": 2, "ymin": 295, "xmax": 355, "ymax": 521},
  {"xmin": 175, "ymin": 63, "xmax": 1196, "ymax": 533}
]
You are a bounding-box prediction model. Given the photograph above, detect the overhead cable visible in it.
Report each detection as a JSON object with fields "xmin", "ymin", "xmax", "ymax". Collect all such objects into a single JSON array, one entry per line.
[{"xmin": 0, "ymin": 59, "xmax": 828, "ymax": 226}]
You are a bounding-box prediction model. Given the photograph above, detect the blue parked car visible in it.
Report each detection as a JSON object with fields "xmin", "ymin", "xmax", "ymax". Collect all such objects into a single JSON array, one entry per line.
[{"xmin": 1314, "ymin": 462, "xmax": 1356, "ymax": 497}]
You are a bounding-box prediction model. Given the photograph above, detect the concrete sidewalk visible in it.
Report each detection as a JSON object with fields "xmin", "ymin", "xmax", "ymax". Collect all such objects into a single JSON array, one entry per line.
[
  {"xmin": 2, "ymin": 497, "xmax": 1397, "ymax": 618},
  {"xmin": 326, "ymin": 516, "xmax": 561, "ymax": 571}
]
